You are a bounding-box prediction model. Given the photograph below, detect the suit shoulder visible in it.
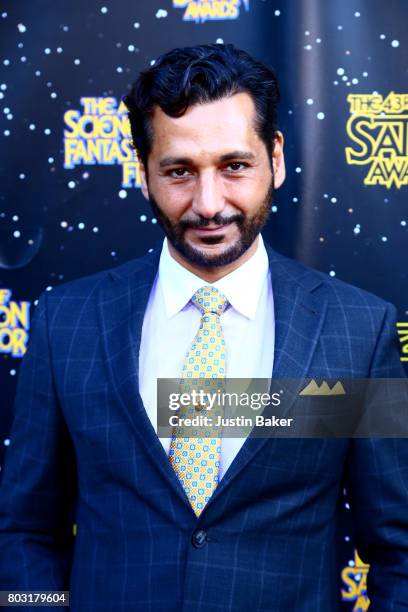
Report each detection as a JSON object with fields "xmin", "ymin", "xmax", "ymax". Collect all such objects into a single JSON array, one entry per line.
[
  {"xmin": 270, "ymin": 248, "xmax": 393, "ymax": 312},
  {"xmin": 40, "ymin": 248, "xmax": 160, "ymax": 305},
  {"xmin": 312, "ymin": 267, "xmax": 391, "ymax": 313}
]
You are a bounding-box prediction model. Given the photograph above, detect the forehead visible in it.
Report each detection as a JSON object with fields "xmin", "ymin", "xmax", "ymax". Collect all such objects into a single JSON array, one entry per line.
[{"xmin": 148, "ymin": 92, "xmax": 263, "ymax": 160}]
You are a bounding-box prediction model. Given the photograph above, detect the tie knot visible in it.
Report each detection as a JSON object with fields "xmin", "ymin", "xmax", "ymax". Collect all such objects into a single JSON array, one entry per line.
[{"xmin": 191, "ymin": 285, "xmax": 228, "ymax": 315}]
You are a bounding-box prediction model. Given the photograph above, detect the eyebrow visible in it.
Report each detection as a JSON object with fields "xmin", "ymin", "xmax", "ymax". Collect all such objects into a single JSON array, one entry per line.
[
  {"xmin": 159, "ymin": 151, "xmax": 255, "ymax": 168},
  {"xmin": 219, "ymin": 151, "xmax": 255, "ymax": 162},
  {"xmin": 159, "ymin": 157, "xmax": 192, "ymax": 168}
]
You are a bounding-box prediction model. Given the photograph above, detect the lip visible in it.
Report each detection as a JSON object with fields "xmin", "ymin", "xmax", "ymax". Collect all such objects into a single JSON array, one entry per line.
[{"xmin": 190, "ymin": 223, "xmax": 232, "ymax": 234}]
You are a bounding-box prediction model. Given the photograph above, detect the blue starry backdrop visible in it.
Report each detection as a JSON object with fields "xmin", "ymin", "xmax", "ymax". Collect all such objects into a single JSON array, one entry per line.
[{"xmin": 0, "ymin": 0, "xmax": 407, "ymax": 608}]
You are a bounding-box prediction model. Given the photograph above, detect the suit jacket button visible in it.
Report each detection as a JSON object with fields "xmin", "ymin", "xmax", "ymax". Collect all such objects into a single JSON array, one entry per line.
[{"xmin": 192, "ymin": 529, "xmax": 207, "ymax": 548}]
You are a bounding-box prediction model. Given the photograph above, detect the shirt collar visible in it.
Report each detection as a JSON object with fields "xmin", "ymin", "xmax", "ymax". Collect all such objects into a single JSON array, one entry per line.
[{"xmin": 158, "ymin": 234, "xmax": 269, "ymax": 320}]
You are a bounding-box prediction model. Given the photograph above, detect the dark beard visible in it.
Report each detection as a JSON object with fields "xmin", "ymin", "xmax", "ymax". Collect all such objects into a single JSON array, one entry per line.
[{"xmin": 147, "ymin": 181, "xmax": 274, "ymax": 268}]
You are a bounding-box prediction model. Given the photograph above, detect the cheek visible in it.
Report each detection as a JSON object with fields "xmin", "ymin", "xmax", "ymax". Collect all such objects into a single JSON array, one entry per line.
[
  {"xmin": 151, "ymin": 180, "xmax": 192, "ymax": 219},
  {"xmin": 224, "ymin": 177, "xmax": 270, "ymax": 208}
]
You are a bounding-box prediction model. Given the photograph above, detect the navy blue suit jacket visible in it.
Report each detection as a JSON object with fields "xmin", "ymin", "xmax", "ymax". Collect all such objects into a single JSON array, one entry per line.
[{"xmin": 0, "ymin": 242, "xmax": 407, "ymax": 611}]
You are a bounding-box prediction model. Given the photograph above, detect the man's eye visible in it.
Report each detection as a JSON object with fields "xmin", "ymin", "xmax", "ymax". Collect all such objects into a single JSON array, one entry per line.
[
  {"xmin": 170, "ymin": 168, "xmax": 190, "ymax": 178},
  {"xmin": 226, "ymin": 162, "xmax": 248, "ymax": 172}
]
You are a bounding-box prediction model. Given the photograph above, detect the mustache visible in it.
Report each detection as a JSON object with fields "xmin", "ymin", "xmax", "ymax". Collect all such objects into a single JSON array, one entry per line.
[{"xmin": 178, "ymin": 212, "xmax": 245, "ymax": 230}]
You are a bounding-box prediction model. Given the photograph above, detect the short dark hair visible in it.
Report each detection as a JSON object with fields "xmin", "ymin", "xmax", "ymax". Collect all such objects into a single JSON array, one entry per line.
[{"xmin": 123, "ymin": 44, "xmax": 280, "ymax": 168}]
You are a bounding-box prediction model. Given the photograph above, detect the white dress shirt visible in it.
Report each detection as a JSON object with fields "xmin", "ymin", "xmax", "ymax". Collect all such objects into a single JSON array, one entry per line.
[{"xmin": 139, "ymin": 233, "xmax": 275, "ymax": 480}]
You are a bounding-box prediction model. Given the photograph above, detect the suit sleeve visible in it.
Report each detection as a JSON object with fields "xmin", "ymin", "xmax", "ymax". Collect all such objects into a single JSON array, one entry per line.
[
  {"xmin": 345, "ymin": 303, "xmax": 408, "ymax": 611},
  {"xmin": 0, "ymin": 291, "xmax": 77, "ymax": 592}
]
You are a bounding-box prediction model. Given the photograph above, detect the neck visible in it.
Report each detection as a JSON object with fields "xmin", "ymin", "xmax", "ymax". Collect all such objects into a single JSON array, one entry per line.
[{"xmin": 167, "ymin": 236, "xmax": 259, "ymax": 282}]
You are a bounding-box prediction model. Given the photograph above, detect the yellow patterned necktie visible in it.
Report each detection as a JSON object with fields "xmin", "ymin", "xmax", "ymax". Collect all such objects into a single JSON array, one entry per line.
[{"xmin": 169, "ymin": 285, "xmax": 229, "ymax": 516}]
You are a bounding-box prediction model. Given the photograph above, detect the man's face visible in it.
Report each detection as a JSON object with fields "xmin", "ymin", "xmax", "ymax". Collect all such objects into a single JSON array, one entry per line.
[{"xmin": 140, "ymin": 92, "xmax": 285, "ymax": 269}]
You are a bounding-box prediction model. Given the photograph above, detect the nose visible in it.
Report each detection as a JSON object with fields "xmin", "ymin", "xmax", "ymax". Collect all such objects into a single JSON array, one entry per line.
[{"xmin": 191, "ymin": 171, "xmax": 225, "ymax": 219}]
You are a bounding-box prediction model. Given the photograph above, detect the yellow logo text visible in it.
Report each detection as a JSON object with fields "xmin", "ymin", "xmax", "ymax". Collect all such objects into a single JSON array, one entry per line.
[
  {"xmin": 341, "ymin": 549, "xmax": 370, "ymax": 611},
  {"xmin": 345, "ymin": 93, "xmax": 408, "ymax": 189},
  {"xmin": 173, "ymin": 0, "xmax": 249, "ymax": 23},
  {"xmin": 397, "ymin": 322, "xmax": 408, "ymax": 362},
  {"xmin": 63, "ymin": 97, "xmax": 141, "ymax": 188},
  {"xmin": 0, "ymin": 289, "xmax": 30, "ymax": 358}
]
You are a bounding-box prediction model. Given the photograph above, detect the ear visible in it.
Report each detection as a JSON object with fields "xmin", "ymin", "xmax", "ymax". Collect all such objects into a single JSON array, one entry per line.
[
  {"xmin": 272, "ymin": 131, "xmax": 285, "ymax": 189},
  {"xmin": 139, "ymin": 162, "xmax": 150, "ymax": 200}
]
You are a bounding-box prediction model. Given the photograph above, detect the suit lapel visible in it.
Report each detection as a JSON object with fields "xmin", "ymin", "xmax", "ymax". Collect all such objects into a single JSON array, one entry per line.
[
  {"xmin": 267, "ymin": 245, "xmax": 328, "ymax": 380},
  {"xmin": 205, "ymin": 243, "xmax": 328, "ymax": 509},
  {"xmin": 97, "ymin": 245, "xmax": 192, "ymax": 508}
]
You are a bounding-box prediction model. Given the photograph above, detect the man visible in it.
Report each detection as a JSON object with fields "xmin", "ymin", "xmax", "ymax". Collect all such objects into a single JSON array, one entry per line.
[{"xmin": 0, "ymin": 44, "xmax": 407, "ymax": 611}]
